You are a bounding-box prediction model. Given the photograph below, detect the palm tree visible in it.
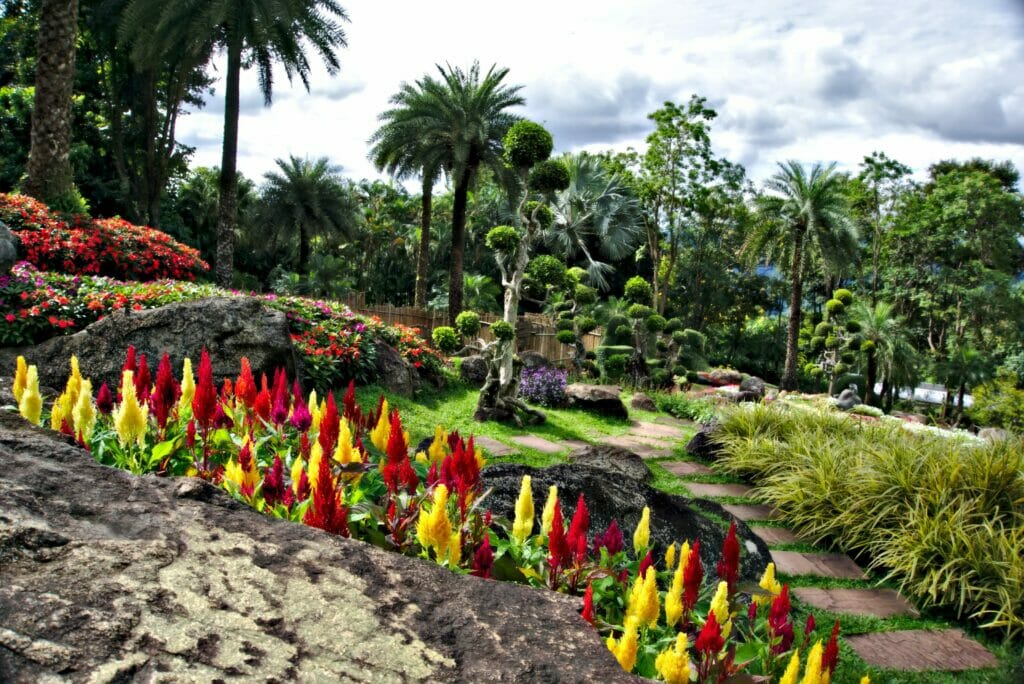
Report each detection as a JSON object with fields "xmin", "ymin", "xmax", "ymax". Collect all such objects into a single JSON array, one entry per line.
[
  {"xmin": 379, "ymin": 62, "xmax": 523, "ymax": 322},
  {"xmin": 748, "ymin": 161, "xmax": 857, "ymax": 390},
  {"xmin": 548, "ymin": 152, "xmax": 643, "ymax": 290},
  {"xmin": 848, "ymin": 300, "xmax": 912, "ymax": 406},
  {"xmin": 940, "ymin": 342, "xmax": 991, "ymax": 418},
  {"xmin": 24, "ymin": 0, "xmax": 79, "ymax": 208},
  {"xmin": 259, "ymin": 156, "xmax": 354, "ymax": 275},
  {"xmin": 121, "ymin": 0, "xmax": 349, "ymax": 286}
]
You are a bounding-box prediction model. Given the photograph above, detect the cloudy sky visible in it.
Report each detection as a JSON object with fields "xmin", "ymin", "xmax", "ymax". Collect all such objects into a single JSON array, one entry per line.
[{"xmin": 177, "ymin": 0, "xmax": 1024, "ymax": 189}]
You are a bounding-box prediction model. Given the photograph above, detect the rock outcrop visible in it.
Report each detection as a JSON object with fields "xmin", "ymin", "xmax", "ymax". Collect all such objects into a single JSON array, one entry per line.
[
  {"xmin": 482, "ymin": 445, "xmax": 771, "ymax": 583},
  {"xmin": 372, "ymin": 341, "xmax": 419, "ymax": 397},
  {"xmin": 0, "ymin": 297, "xmax": 300, "ymax": 391},
  {"xmin": 630, "ymin": 392, "xmax": 657, "ymax": 412},
  {"xmin": 0, "ymin": 221, "xmax": 18, "ymax": 273},
  {"xmin": 519, "ymin": 351, "xmax": 551, "ymax": 370},
  {"xmin": 0, "ymin": 410, "xmax": 633, "ymax": 683},
  {"xmin": 459, "ymin": 355, "xmax": 488, "ymax": 387},
  {"xmin": 564, "ymin": 384, "xmax": 628, "ymax": 419}
]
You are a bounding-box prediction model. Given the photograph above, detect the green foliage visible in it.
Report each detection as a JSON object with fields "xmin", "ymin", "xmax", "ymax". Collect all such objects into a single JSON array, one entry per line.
[
  {"xmin": 503, "ymin": 120, "xmax": 553, "ymax": 169},
  {"xmin": 485, "ymin": 225, "xmax": 521, "ymax": 253},
  {"xmin": 833, "ymin": 288, "xmax": 854, "ymax": 305},
  {"xmin": 555, "ymin": 329, "xmax": 576, "ymax": 344},
  {"xmin": 566, "ymin": 266, "xmax": 587, "ymax": 285},
  {"xmin": 523, "ymin": 200, "xmax": 554, "ymax": 230},
  {"xmin": 601, "ymin": 315, "xmax": 632, "ymax": 346},
  {"xmin": 968, "ymin": 372, "xmax": 1024, "ymax": 433},
  {"xmin": 603, "ymin": 353, "xmax": 628, "ymax": 380},
  {"xmin": 664, "ymin": 317, "xmax": 683, "ymax": 334},
  {"xmin": 454, "ymin": 311, "xmax": 481, "ymax": 338},
  {"xmin": 809, "ymin": 336, "xmax": 826, "ymax": 353},
  {"xmin": 490, "ymin": 320, "xmax": 514, "ymax": 341},
  {"xmin": 844, "ymin": 319, "xmax": 861, "ymax": 333},
  {"xmin": 432, "ymin": 326, "xmax": 459, "ymax": 354},
  {"xmin": 626, "ymin": 303, "xmax": 652, "ymax": 320},
  {"xmin": 814, "ymin": 322, "xmax": 833, "ymax": 337},
  {"xmin": 528, "ymin": 159, "xmax": 571, "ymax": 193},
  {"xmin": 860, "ymin": 339, "xmax": 876, "ymax": 354},
  {"xmin": 555, "ymin": 318, "xmax": 574, "ymax": 332},
  {"xmin": 526, "ymin": 254, "xmax": 566, "ymax": 290},
  {"xmin": 573, "ymin": 284, "xmax": 598, "ymax": 305},
  {"xmin": 833, "ymin": 362, "xmax": 850, "ymax": 375},
  {"xmin": 623, "ymin": 275, "xmax": 653, "ymax": 304},
  {"xmin": 644, "ymin": 314, "xmax": 667, "ymax": 332},
  {"xmin": 652, "ymin": 392, "xmax": 716, "ymax": 423},
  {"xmin": 595, "ymin": 345, "xmax": 634, "ymax": 365},
  {"xmin": 825, "ymin": 335, "xmax": 839, "ymax": 350},
  {"xmin": 715, "ymin": 404, "xmax": 1024, "ymax": 639},
  {"xmin": 575, "ymin": 316, "xmax": 598, "ymax": 335},
  {"xmin": 825, "ymin": 298, "xmax": 845, "ymax": 317}
]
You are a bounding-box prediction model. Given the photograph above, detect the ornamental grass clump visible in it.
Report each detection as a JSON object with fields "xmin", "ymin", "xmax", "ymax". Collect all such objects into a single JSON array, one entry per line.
[
  {"xmin": 715, "ymin": 402, "xmax": 1024, "ymax": 639},
  {"xmin": 12, "ymin": 351, "xmax": 868, "ymax": 681}
]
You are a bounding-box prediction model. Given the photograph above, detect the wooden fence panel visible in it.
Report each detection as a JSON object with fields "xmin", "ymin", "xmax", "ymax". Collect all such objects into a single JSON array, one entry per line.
[{"xmin": 341, "ymin": 294, "xmax": 601, "ymax": 365}]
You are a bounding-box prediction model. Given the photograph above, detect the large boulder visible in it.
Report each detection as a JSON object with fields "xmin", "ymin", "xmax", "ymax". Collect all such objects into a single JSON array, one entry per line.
[
  {"xmin": 0, "ymin": 411, "xmax": 634, "ymax": 683},
  {"xmin": 459, "ymin": 355, "xmax": 488, "ymax": 387},
  {"xmin": 630, "ymin": 392, "xmax": 657, "ymax": 412},
  {"xmin": 0, "ymin": 297, "xmax": 300, "ymax": 390},
  {"xmin": 565, "ymin": 383, "xmax": 628, "ymax": 419},
  {"xmin": 705, "ymin": 368, "xmax": 743, "ymax": 386},
  {"xmin": 482, "ymin": 445, "xmax": 771, "ymax": 583},
  {"xmin": 738, "ymin": 376, "xmax": 766, "ymax": 402},
  {"xmin": 520, "ymin": 350, "xmax": 551, "ymax": 370},
  {"xmin": 686, "ymin": 423, "xmax": 723, "ymax": 460},
  {"xmin": 372, "ymin": 340, "xmax": 419, "ymax": 397},
  {"xmin": 0, "ymin": 220, "xmax": 18, "ymax": 273}
]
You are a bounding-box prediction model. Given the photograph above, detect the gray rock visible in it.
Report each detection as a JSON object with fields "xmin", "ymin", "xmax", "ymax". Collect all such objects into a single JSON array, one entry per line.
[
  {"xmin": 686, "ymin": 423, "xmax": 723, "ymax": 460},
  {"xmin": 0, "ymin": 297, "xmax": 300, "ymax": 391},
  {"xmin": 459, "ymin": 355, "xmax": 488, "ymax": 387},
  {"xmin": 977, "ymin": 427, "xmax": 1011, "ymax": 443},
  {"xmin": 0, "ymin": 220, "xmax": 18, "ymax": 273},
  {"xmin": 835, "ymin": 387, "xmax": 862, "ymax": 411},
  {"xmin": 565, "ymin": 383, "xmax": 628, "ymax": 418},
  {"xmin": 738, "ymin": 376, "xmax": 766, "ymax": 400},
  {"xmin": 372, "ymin": 340, "xmax": 419, "ymax": 397},
  {"xmin": 520, "ymin": 350, "xmax": 551, "ymax": 370},
  {"xmin": 707, "ymin": 368, "xmax": 743, "ymax": 386},
  {"xmin": 0, "ymin": 410, "xmax": 634, "ymax": 683},
  {"xmin": 483, "ymin": 445, "xmax": 771, "ymax": 583},
  {"xmin": 630, "ymin": 392, "xmax": 657, "ymax": 412}
]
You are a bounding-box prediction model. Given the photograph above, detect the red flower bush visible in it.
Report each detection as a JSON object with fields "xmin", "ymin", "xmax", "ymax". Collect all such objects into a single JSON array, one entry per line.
[{"xmin": 2, "ymin": 192, "xmax": 208, "ymax": 281}]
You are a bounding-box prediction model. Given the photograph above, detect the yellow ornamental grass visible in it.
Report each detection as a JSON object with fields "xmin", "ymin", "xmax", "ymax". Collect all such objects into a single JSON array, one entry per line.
[
  {"xmin": 416, "ymin": 484, "xmax": 452, "ymax": 559},
  {"xmin": 779, "ymin": 650, "xmax": 801, "ymax": 684},
  {"xmin": 13, "ymin": 355, "xmax": 27, "ymax": 403},
  {"xmin": 72, "ymin": 379, "xmax": 96, "ymax": 441},
  {"xmin": 665, "ymin": 542, "xmax": 677, "ymax": 570},
  {"xmin": 665, "ymin": 541, "xmax": 689, "ymax": 627},
  {"xmin": 178, "ymin": 358, "xmax": 195, "ymax": 415},
  {"xmin": 626, "ymin": 567, "xmax": 660, "ymax": 629},
  {"xmin": 756, "ymin": 562, "xmax": 782, "ymax": 607},
  {"xmin": 18, "ymin": 365, "xmax": 42, "ymax": 425},
  {"xmin": 428, "ymin": 425, "xmax": 448, "ymax": 462},
  {"xmin": 801, "ymin": 641, "xmax": 824, "ymax": 684},
  {"xmin": 709, "ymin": 580, "xmax": 732, "ymax": 638},
  {"xmin": 605, "ymin": 616, "xmax": 640, "ymax": 672},
  {"xmin": 654, "ymin": 633, "xmax": 691, "ymax": 684},
  {"xmin": 540, "ymin": 485, "xmax": 558, "ymax": 536},
  {"xmin": 633, "ymin": 506, "xmax": 651, "ymax": 555},
  {"xmin": 511, "ymin": 476, "xmax": 534, "ymax": 543},
  {"xmin": 114, "ymin": 370, "xmax": 148, "ymax": 448}
]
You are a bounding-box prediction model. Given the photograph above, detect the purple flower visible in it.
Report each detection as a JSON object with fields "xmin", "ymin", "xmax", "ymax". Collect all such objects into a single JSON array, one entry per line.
[{"xmin": 519, "ymin": 367, "xmax": 567, "ymax": 407}]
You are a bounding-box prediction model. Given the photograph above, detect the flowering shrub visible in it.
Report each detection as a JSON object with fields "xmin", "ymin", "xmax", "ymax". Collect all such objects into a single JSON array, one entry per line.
[
  {"xmin": 519, "ymin": 366, "xmax": 568, "ymax": 407},
  {"xmin": 1, "ymin": 192, "xmax": 209, "ymax": 281},
  {"xmin": 10, "ymin": 350, "xmax": 864, "ymax": 682}
]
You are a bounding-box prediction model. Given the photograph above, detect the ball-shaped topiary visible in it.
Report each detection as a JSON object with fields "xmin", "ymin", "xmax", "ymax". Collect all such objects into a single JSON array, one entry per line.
[
  {"xmin": 504, "ymin": 120, "xmax": 553, "ymax": 169},
  {"xmin": 672, "ymin": 329, "xmax": 687, "ymax": 344},
  {"xmin": 585, "ymin": 350, "xmax": 597, "ymax": 361},
  {"xmin": 455, "ymin": 311, "xmax": 481, "ymax": 338},
  {"xmin": 810, "ymin": 336, "xmax": 826, "ymax": 353},
  {"xmin": 656, "ymin": 339, "xmax": 669, "ymax": 353},
  {"xmin": 627, "ymin": 303, "xmax": 653, "ymax": 320},
  {"xmin": 672, "ymin": 364, "xmax": 688, "ymax": 378},
  {"xmin": 844, "ymin": 320, "xmax": 861, "ymax": 334},
  {"xmin": 528, "ymin": 159, "xmax": 571, "ymax": 193},
  {"xmin": 834, "ymin": 362, "xmax": 850, "ymax": 375},
  {"xmin": 825, "ymin": 335, "xmax": 840, "ymax": 349},
  {"xmin": 682, "ymin": 329, "xmax": 706, "ymax": 352},
  {"xmin": 490, "ymin": 320, "xmax": 515, "ymax": 341},
  {"xmin": 526, "ymin": 254, "xmax": 567, "ymax": 289},
  {"xmin": 833, "ymin": 288, "xmax": 854, "ymax": 306},
  {"xmin": 615, "ymin": 324, "xmax": 632, "ymax": 339},
  {"xmin": 557, "ymin": 310, "xmax": 574, "ymax": 321},
  {"xmin": 840, "ymin": 351, "xmax": 857, "ymax": 364},
  {"xmin": 432, "ymin": 326, "xmax": 459, "ymax": 354},
  {"xmin": 845, "ymin": 334, "xmax": 863, "ymax": 351},
  {"xmin": 523, "ymin": 201, "xmax": 554, "ymax": 230},
  {"xmin": 825, "ymin": 299, "xmax": 845, "ymax": 317},
  {"xmin": 603, "ymin": 354, "xmax": 628, "ymax": 379},
  {"xmin": 555, "ymin": 318, "xmax": 575, "ymax": 332},
  {"xmin": 555, "ymin": 329, "xmax": 577, "ymax": 344},
  {"xmin": 485, "ymin": 225, "xmax": 521, "ymax": 253},
  {"xmin": 804, "ymin": 362, "xmax": 819, "ymax": 375},
  {"xmin": 623, "ymin": 275, "xmax": 653, "ymax": 305},
  {"xmin": 574, "ymin": 284, "xmax": 598, "ymax": 306},
  {"xmin": 860, "ymin": 339, "xmax": 876, "ymax": 354},
  {"xmin": 814, "ymin": 322, "xmax": 833, "ymax": 337},
  {"xmin": 575, "ymin": 316, "xmax": 598, "ymax": 335},
  {"xmin": 645, "ymin": 314, "xmax": 667, "ymax": 332},
  {"xmin": 664, "ymin": 317, "xmax": 683, "ymax": 334},
  {"xmin": 566, "ymin": 266, "xmax": 587, "ymax": 285}
]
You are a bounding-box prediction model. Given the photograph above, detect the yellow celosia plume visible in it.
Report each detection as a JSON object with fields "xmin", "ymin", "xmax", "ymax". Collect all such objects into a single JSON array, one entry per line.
[
  {"xmin": 114, "ymin": 370, "xmax": 148, "ymax": 447},
  {"xmin": 511, "ymin": 475, "xmax": 534, "ymax": 543},
  {"xmin": 12, "ymin": 355, "xmax": 27, "ymax": 403},
  {"xmin": 779, "ymin": 650, "xmax": 801, "ymax": 684},
  {"xmin": 756, "ymin": 562, "xmax": 782, "ymax": 607},
  {"xmin": 178, "ymin": 358, "xmax": 195, "ymax": 414},
  {"xmin": 605, "ymin": 616, "xmax": 640, "ymax": 672},
  {"xmin": 333, "ymin": 419, "xmax": 360, "ymax": 465},
  {"xmin": 665, "ymin": 540, "xmax": 689, "ymax": 627},
  {"xmin": 626, "ymin": 567, "xmax": 660, "ymax": 629},
  {"xmin": 633, "ymin": 506, "xmax": 650, "ymax": 554},
  {"xmin": 654, "ymin": 633, "xmax": 691, "ymax": 684},
  {"xmin": 709, "ymin": 580, "xmax": 732, "ymax": 638},
  {"xmin": 540, "ymin": 485, "xmax": 558, "ymax": 536},
  {"xmin": 18, "ymin": 365, "xmax": 42, "ymax": 425},
  {"xmin": 801, "ymin": 641, "xmax": 824, "ymax": 684},
  {"xmin": 428, "ymin": 425, "xmax": 447, "ymax": 463},
  {"xmin": 665, "ymin": 542, "xmax": 677, "ymax": 570},
  {"xmin": 72, "ymin": 379, "xmax": 95, "ymax": 441},
  {"xmin": 307, "ymin": 442, "xmax": 324, "ymax": 492},
  {"xmin": 370, "ymin": 401, "xmax": 390, "ymax": 452},
  {"xmin": 416, "ymin": 484, "xmax": 452, "ymax": 559}
]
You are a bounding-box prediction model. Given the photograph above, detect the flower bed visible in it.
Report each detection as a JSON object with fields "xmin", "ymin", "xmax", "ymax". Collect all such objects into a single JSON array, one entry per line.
[
  {"xmin": 8, "ymin": 351, "xmax": 865, "ymax": 682},
  {"xmin": 1, "ymin": 192, "xmax": 208, "ymax": 281}
]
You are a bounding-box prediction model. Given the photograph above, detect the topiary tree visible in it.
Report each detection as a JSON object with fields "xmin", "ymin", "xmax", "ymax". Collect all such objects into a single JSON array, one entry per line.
[
  {"xmin": 805, "ymin": 288, "xmax": 863, "ymax": 396},
  {"xmin": 474, "ymin": 120, "xmax": 570, "ymax": 424}
]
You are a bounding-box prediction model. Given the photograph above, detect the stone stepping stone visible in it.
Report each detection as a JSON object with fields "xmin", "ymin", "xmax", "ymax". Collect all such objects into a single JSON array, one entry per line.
[
  {"xmin": 473, "ymin": 436, "xmax": 515, "ymax": 457},
  {"xmin": 792, "ymin": 587, "xmax": 919, "ymax": 618},
  {"xmin": 721, "ymin": 503, "xmax": 776, "ymax": 521},
  {"xmin": 601, "ymin": 436, "xmax": 675, "ymax": 458},
  {"xmin": 630, "ymin": 421, "xmax": 686, "ymax": 439},
  {"xmin": 770, "ymin": 551, "xmax": 867, "ymax": 580},
  {"xmin": 662, "ymin": 461, "xmax": 715, "ymax": 477},
  {"xmin": 751, "ymin": 526, "xmax": 803, "ymax": 546},
  {"xmin": 685, "ymin": 483, "xmax": 754, "ymax": 498},
  {"xmin": 509, "ymin": 435, "xmax": 564, "ymax": 454},
  {"xmin": 654, "ymin": 415, "xmax": 693, "ymax": 427},
  {"xmin": 623, "ymin": 432, "xmax": 679, "ymax": 447},
  {"xmin": 562, "ymin": 439, "xmax": 590, "ymax": 450},
  {"xmin": 846, "ymin": 629, "xmax": 998, "ymax": 671}
]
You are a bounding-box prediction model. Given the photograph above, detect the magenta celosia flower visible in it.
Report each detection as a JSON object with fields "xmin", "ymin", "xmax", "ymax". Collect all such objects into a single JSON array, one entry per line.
[
  {"xmin": 270, "ymin": 368, "xmax": 290, "ymax": 426},
  {"xmin": 471, "ymin": 535, "xmax": 494, "ymax": 579},
  {"xmin": 134, "ymin": 352, "xmax": 152, "ymax": 403},
  {"xmin": 592, "ymin": 519, "xmax": 624, "ymax": 556},
  {"xmin": 96, "ymin": 382, "xmax": 114, "ymax": 415},
  {"xmin": 290, "ymin": 388, "xmax": 312, "ymax": 432},
  {"xmin": 262, "ymin": 454, "xmax": 286, "ymax": 507},
  {"xmin": 717, "ymin": 520, "xmax": 740, "ymax": 595},
  {"xmin": 768, "ymin": 584, "xmax": 795, "ymax": 654}
]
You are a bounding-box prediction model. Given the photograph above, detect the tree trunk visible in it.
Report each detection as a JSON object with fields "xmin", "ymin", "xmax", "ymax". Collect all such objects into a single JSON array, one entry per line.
[
  {"xmin": 781, "ymin": 228, "xmax": 805, "ymax": 390},
  {"xmin": 414, "ymin": 174, "xmax": 433, "ymax": 308},
  {"xmin": 448, "ymin": 168, "xmax": 471, "ymax": 323},
  {"xmin": 24, "ymin": 0, "xmax": 79, "ymax": 206},
  {"xmin": 865, "ymin": 350, "xmax": 877, "ymax": 406},
  {"xmin": 298, "ymin": 224, "xmax": 310, "ymax": 275},
  {"xmin": 214, "ymin": 37, "xmax": 242, "ymax": 287}
]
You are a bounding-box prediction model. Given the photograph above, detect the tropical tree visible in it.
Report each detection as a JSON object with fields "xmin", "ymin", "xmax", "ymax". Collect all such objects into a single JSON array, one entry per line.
[
  {"xmin": 24, "ymin": 0, "xmax": 80, "ymax": 209},
  {"xmin": 748, "ymin": 161, "xmax": 858, "ymax": 390},
  {"xmin": 121, "ymin": 0, "xmax": 349, "ymax": 286},
  {"xmin": 940, "ymin": 342, "xmax": 992, "ymax": 419},
  {"xmin": 547, "ymin": 152, "xmax": 642, "ymax": 290},
  {"xmin": 259, "ymin": 155, "xmax": 355, "ymax": 275},
  {"xmin": 847, "ymin": 299, "xmax": 914, "ymax": 406}
]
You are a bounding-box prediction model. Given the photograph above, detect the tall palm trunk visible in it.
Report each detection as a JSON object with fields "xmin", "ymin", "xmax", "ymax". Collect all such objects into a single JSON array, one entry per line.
[
  {"xmin": 781, "ymin": 227, "xmax": 805, "ymax": 390},
  {"xmin": 414, "ymin": 174, "xmax": 433, "ymax": 308},
  {"xmin": 865, "ymin": 350, "xmax": 878, "ymax": 406},
  {"xmin": 25, "ymin": 0, "xmax": 79, "ymax": 206},
  {"xmin": 298, "ymin": 224, "xmax": 310, "ymax": 275},
  {"xmin": 448, "ymin": 169, "xmax": 471, "ymax": 323},
  {"xmin": 215, "ymin": 35, "xmax": 242, "ymax": 287}
]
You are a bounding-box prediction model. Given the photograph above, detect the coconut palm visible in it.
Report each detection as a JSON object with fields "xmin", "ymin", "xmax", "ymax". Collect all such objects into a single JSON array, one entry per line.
[
  {"xmin": 547, "ymin": 152, "xmax": 643, "ymax": 291},
  {"xmin": 940, "ymin": 342, "xmax": 992, "ymax": 416},
  {"xmin": 259, "ymin": 156, "xmax": 355, "ymax": 275},
  {"xmin": 748, "ymin": 161, "xmax": 858, "ymax": 390},
  {"xmin": 120, "ymin": 0, "xmax": 349, "ymax": 286},
  {"xmin": 24, "ymin": 0, "xmax": 79, "ymax": 207},
  {"xmin": 848, "ymin": 299, "xmax": 913, "ymax": 406}
]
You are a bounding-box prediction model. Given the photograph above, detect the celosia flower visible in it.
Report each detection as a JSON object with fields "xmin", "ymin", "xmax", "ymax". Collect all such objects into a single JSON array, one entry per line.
[
  {"xmin": 547, "ymin": 499, "xmax": 570, "ymax": 576},
  {"xmin": 633, "ymin": 506, "xmax": 650, "ymax": 555},
  {"xmin": 593, "ymin": 519, "xmax": 624, "ymax": 556},
  {"xmin": 253, "ymin": 374, "xmax": 272, "ymax": 422},
  {"xmin": 822, "ymin": 620, "xmax": 840, "ymax": 678},
  {"xmin": 235, "ymin": 357, "xmax": 257, "ymax": 409},
  {"xmin": 225, "ymin": 439, "xmax": 260, "ymax": 498},
  {"xmin": 416, "ymin": 484, "xmax": 452, "ymax": 559},
  {"xmin": 270, "ymin": 368, "xmax": 290, "ymax": 425},
  {"xmin": 665, "ymin": 542, "xmax": 677, "ymax": 570},
  {"xmin": 293, "ymin": 466, "xmax": 310, "ymax": 502},
  {"xmin": 333, "ymin": 419, "xmax": 361, "ymax": 465},
  {"xmin": 72, "ymin": 379, "xmax": 96, "ymax": 442},
  {"xmin": 123, "ymin": 345, "xmax": 137, "ymax": 375},
  {"xmin": 756, "ymin": 561, "xmax": 782, "ymax": 607},
  {"xmin": 186, "ymin": 418, "xmax": 196, "ymax": 448},
  {"xmin": 581, "ymin": 582, "xmax": 595, "ymax": 625},
  {"xmin": 262, "ymin": 454, "xmax": 286, "ymax": 506},
  {"xmin": 446, "ymin": 530, "xmax": 462, "ymax": 566},
  {"xmin": 802, "ymin": 640, "xmax": 824, "ymax": 684},
  {"xmin": 638, "ymin": 549, "xmax": 654, "ymax": 579},
  {"xmin": 114, "ymin": 370, "xmax": 149, "ymax": 447},
  {"xmin": 96, "ymin": 381, "xmax": 114, "ymax": 415},
  {"xmin": 709, "ymin": 580, "xmax": 732, "ymax": 638},
  {"xmin": 804, "ymin": 613, "xmax": 816, "ymax": 638},
  {"xmin": 318, "ymin": 392, "xmax": 340, "ymax": 456},
  {"xmin": 191, "ymin": 349, "xmax": 217, "ymax": 429},
  {"xmin": 134, "ymin": 353, "xmax": 152, "ymax": 403},
  {"xmin": 860, "ymin": 677, "xmax": 870, "ymax": 684},
  {"xmin": 50, "ymin": 391, "xmax": 72, "ymax": 431},
  {"xmin": 150, "ymin": 352, "xmax": 180, "ymax": 430},
  {"xmin": 625, "ymin": 566, "xmax": 660, "ymax": 629},
  {"xmin": 341, "ymin": 379, "xmax": 357, "ymax": 422},
  {"xmin": 779, "ymin": 650, "xmax": 801, "ymax": 684},
  {"xmin": 471, "ymin": 534, "xmax": 494, "ymax": 579},
  {"xmin": 18, "ymin": 365, "xmax": 42, "ymax": 425},
  {"xmin": 12, "ymin": 355, "xmax": 27, "ymax": 403},
  {"xmin": 370, "ymin": 400, "xmax": 390, "ymax": 451},
  {"xmin": 511, "ymin": 475, "xmax": 534, "ymax": 543},
  {"xmin": 683, "ymin": 539, "xmax": 703, "ymax": 611},
  {"xmin": 769, "ymin": 584, "xmax": 796, "ymax": 654},
  {"xmin": 665, "ymin": 540, "xmax": 690, "ymax": 627},
  {"xmin": 540, "ymin": 485, "xmax": 558, "ymax": 536},
  {"xmin": 717, "ymin": 520, "xmax": 740, "ymax": 595},
  {"xmin": 566, "ymin": 493, "xmax": 589, "ymax": 563},
  {"xmin": 178, "ymin": 358, "xmax": 195, "ymax": 415},
  {"xmin": 605, "ymin": 617, "xmax": 640, "ymax": 672},
  {"xmin": 290, "ymin": 381, "xmax": 311, "ymax": 432},
  {"xmin": 428, "ymin": 425, "xmax": 448, "ymax": 463},
  {"xmin": 695, "ymin": 610, "xmax": 724, "ymax": 655},
  {"xmin": 304, "ymin": 450, "xmax": 349, "ymax": 536},
  {"xmin": 654, "ymin": 633, "xmax": 691, "ymax": 684}
]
